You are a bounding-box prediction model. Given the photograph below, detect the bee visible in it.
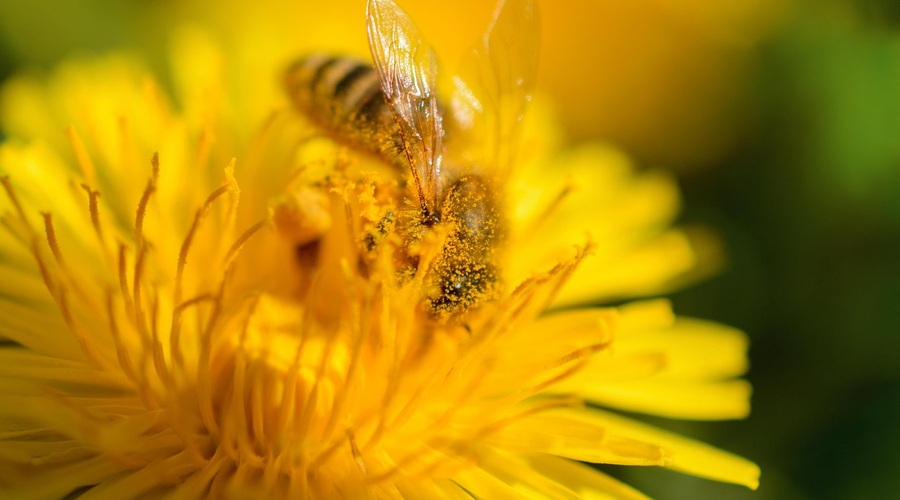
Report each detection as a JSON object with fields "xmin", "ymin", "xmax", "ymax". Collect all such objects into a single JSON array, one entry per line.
[{"xmin": 284, "ymin": 0, "xmax": 538, "ymax": 319}]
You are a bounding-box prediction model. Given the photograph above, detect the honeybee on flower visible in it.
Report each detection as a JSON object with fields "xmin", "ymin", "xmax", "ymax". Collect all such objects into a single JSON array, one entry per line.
[{"xmin": 281, "ymin": 0, "xmax": 537, "ymax": 320}]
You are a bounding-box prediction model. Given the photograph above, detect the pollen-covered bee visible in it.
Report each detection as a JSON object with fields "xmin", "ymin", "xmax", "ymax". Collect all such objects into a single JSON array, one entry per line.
[{"xmin": 284, "ymin": 0, "xmax": 538, "ymax": 319}]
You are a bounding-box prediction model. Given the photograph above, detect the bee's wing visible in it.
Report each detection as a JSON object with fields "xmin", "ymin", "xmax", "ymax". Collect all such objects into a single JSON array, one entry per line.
[
  {"xmin": 450, "ymin": 0, "xmax": 539, "ymax": 174},
  {"xmin": 367, "ymin": 0, "xmax": 443, "ymax": 214}
]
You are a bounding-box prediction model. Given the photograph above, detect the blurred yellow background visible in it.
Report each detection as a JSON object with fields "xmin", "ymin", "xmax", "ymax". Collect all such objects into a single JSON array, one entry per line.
[{"xmin": 0, "ymin": 0, "xmax": 785, "ymax": 169}]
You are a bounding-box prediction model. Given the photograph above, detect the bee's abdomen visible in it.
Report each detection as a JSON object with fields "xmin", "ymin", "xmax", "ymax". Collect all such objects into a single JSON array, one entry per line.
[{"xmin": 285, "ymin": 55, "xmax": 405, "ymax": 165}]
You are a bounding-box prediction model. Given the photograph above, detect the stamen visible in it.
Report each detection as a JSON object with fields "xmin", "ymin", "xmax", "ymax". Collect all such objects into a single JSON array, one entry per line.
[
  {"xmin": 383, "ymin": 354, "xmax": 484, "ymax": 448},
  {"xmin": 349, "ymin": 431, "xmax": 367, "ymax": 474},
  {"xmin": 275, "ymin": 278, "xmax": 318, "ymax": 444},
  {"xmin": 132, "ymin": 242, "xmax": 171, "ymax": 407},
  {"xmin": 233, "ymin": 296, "xmax": 261, "ymax": 455},
  {"xmin": 288, "ymin": 460, "xmax": 309, "ymax": 498},
  {"xmin": 66, "ymin": 127, "xmax": 96, "ymax": 185},
  {"xmin": 170, "ymin": 184, "xmax": 230, "ymax": 373},
  {"xmin": 105, "ymin": 289, "xmax": 140, "ymax": 385},
  {"xmin": 532, "ymin": 242, "xmax": 593, "ymax": 313},
  {"xmin": 488, "ymin": 242, "xmax": 593, "ymax": 337},
  {"xmin": 473, "ymin": 395, "xmax": 581, "ymax": 441},
  {"xmin": 175, "ymin": 294, "xmax": 220, "ymax": 313},
  {"xmin": 57, "ymin": 288, "xmax": 102, "ymax": 366},
  {"xmin": 338, "ymin": 185, "xmax": 360, "ymax": 248},
  {"xmin": 369, "ymin": 397, "xmax": 578, "ymax": 484},
  {"xmin": 30, "ymin": 238, "xmax": 59, "ymax": 302},
  {"xmin": 222, "ymin": 220, "xmax": 267, "ymax": 272},
  {"xmin": 134, "ymin": 154, "xmax": 159, "ymax": 250},
  {"xmin": 223, "ymin": 160, "xmax": 241, "ymax": 243},
  {"xmin": 250, "ymin": 361, "xmax": 270, "ymax": 456},
  {"xmin": 0, "ymin": 176, "xmax": 35, "ymax": 237},
  {"xmin": 173, "ymin": 184, "xmax": 230, "ymax": 296},
  {"xmin": 106, "ymin": 287, "xmax": 157, "ymax": 410},
  {"xmin": 227, "ymin": 333, "xmax": 253, "ymax": 463},
  {"xmin": 172, "ymin": 293, "xmax": 220, "ymax": 373},
  {"xmin": 365, "ymin": 280, "xmax": 434, "ymax": 451},
  {"xmin": 150, "ymin": 284, "xmax": 161, "ymax": 342},
  {"xmin": 307, "ymin": 433, "xmax": 345, "ymax": 472},
  {"xmin": 505, "ymin": 344, "xmax": 606, "ymax": 402},
  {"xmin": 132, "ymin": 241, "xmax": 152, "ymax": 350},
  {"xmin": 208, "ymin": 453, "xmax": 236, "ymax": 498},
  {"xmin": 80, "ymin": 184, "xmax": 106, "ymax": 249},
  {"xmin": 261, "ymin": 453, "xmax": 283, "ymax": 494},
  {"xmin": 39, "ymin": 210, "xmax": 102, "ymax": 314},
  {"xmin": 365, "ymin": 357, "xmax": 401, "ymax": 452},
  {"xmin": 401, "ymin": 447, "xmax": 476, "ymax": 483},
  {"xmin": 197, "ymin": 205, "xmax": 267, "ymax": 440},
  {"xmin": 363, "ymin": 442, "xmax": 426, "ymax": 484},
  {"xmin": 151, "ymin": 295, "xmax": 177, "ymax": 402},
  {"xmin": 151, "ymin": 150, "xmax": 160, "ymax": 178},
  {"xmin": 40, "ymin": 213, "xmax": 65, "ymax": 266},
  {"xmin": 320, "ymin": 262, "xmax": 365, "ymax": 442},
  {"xmin": 196, "ymin": 295, "xmax": 223, "ymax": 438},
  {"xmin": 117, "ymin": 243, "xmax": 136, "ymax": 321},
  {"xmin": 305, "ymin": 325, "xmax": 351, "ymax": 470},
  {"xmin": 187, "ymin": 449, "xmax": 228, "ymax": 495},
  {"xmin": 372, "ymin": 375, "xmax": 431, "ymax": 448}
]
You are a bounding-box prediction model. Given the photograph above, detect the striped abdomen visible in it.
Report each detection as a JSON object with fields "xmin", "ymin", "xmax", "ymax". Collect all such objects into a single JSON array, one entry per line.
[{"xmin": 284, "ymin": 55, "xmax": 406, "ymax": 167}]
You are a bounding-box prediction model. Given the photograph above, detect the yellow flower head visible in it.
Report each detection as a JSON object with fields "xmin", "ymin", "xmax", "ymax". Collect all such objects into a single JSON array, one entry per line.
[{"xmin": 0, "ymin": 0, "xmax": 758, "ymax": 498}]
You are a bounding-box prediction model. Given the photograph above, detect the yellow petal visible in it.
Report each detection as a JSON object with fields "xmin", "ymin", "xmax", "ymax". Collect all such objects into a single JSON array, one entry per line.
[
  {"xmin": 0, "ymin": 300, "xmax": 81, "ymax": 361},
  {"xmin": 562, "ymin": 407, "xmax": 760, "ymax": 489},
  {"xmin": 559, "ymin": 309, "xmax": 752, "ymax": 419},
  {"xmin": 452, "ymin": 464, "xmax": 527, "ymax": 499},
  {"xmin": 479, "ymin": 450, "xmax": 582, "ymax": 499},
  {"xmin": 496, "ymin": 307, "xmax": 617, "ymax": 370},
  {"xmin": 526, "ymin": 454, "xmax": 651, "ymax": 500},
  {"xmin": 0, "ymin": 437, "xmax": 93, "ymax": 465},
  {"xmin": 553, "ymin": 230, "xmax": 697, "ymax": 306},
  {"xmin": 74, "ymin": 452, "xmax": 195, "ymax": 500},
  {"xmin": 0, "ymin": 351, "xmax": 127, "ymax": 393},
  {"xmin": 507, "ymin": 143, "xmax": 693, "ymax": 306},
  {"xmin": 486, "ymin": 412, "xmax": 669, "ymax": 466},
  {"xmin": 617, "ymin": 317, "xmax": 750, "ymax": 380},
  {"xmin": 0, "ymin": 265, "xmax": 49, "ymax": 304},
  {"xmin": 582, "ymin": 379, "xmax": 752, "ymax": 420},
  {"xmin": 396, "ymin": 479, "xmax": 476, "ymax": 500},
  {"xmin": 555, "ymin": 352, "xmax": 667, "ymax": 387},
  {"xmin": 617, "ymin": 299, "xmax": 676, "ymax": 331},
  {"xmin": 0, "ymin": 455, "xmax": 125, "ymax": 500}
]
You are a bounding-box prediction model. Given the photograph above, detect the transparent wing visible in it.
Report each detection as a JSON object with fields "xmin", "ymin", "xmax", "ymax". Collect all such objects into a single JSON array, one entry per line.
[
  {"xmin": 450, "ymin": 0, "xmax": 539, "ymax": 174},
  {"xmin": 367, "ymin": 0, "xmax": 444, "ymax": 215}
]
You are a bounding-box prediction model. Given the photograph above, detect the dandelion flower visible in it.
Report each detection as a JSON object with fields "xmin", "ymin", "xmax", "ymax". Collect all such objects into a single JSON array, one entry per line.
[{"xmin": 0, "ymin": 6, "xmax": 759, "ymax": 500}]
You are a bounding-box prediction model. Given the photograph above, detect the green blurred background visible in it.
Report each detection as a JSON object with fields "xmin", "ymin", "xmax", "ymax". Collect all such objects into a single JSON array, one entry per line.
[{"xmin": 1, "ymin": 0, "xmax": 899, "ymax": 498}]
